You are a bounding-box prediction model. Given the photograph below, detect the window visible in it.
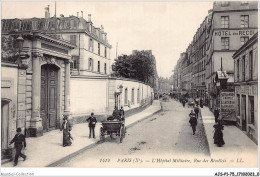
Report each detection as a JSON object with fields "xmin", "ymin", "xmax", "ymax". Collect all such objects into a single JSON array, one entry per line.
[
  {"xmin": 221, "ymin": 37, "xmax": 229, "ymax": 50},
  {"xmin": 221, "ymin": 16, "xmax": 229, "ymax": 28},
  {"xmin": 237, "ymin": 60, "xmax": 240, "ymax": 81},
  {"xmin": 240, "ymin": 36, "xmax": 249, "ymax": 46},
  {"xmin": 241, "ymin": 15, "xmax": 249, "ymax": 28},
  {"xmin": 124, "ymin": 88, "xmax": 128, "ymax": 105},
  {"xmin": 104, "ymin": 63, "xmax": 107, "ymax": 74},
  {"xmin": 221, "ymin": 1, "xmax": 229, "ymax": 6},
  {"xmin": 105, "ymin": 47, "xmax": 107, "ymax": 58},
  {"xmin": 88, "ymin": 58, "xmax": 93, "ymax": 71},
  {"xmin": 13, "ymin": 21, "xmax": 20, "ymax": 30},
  {"xmin": 242, "ymin": 55, "xmax": 246, "ymax": 81},
  {"xmin": 237, "ymin": 95, "xmax": 240, "ymax": 116},
  {"xmin": 249, "ymin": 51, "xmax": 253, "ymax": 80},
  {"xmin": 97, "ymin": 61, "xmax": 100, "ymax": 73},
  {"xmin": 249, "ymin": 96, "xmax": 254, "ymax": 125},
  {"xmin": 70, "ymin": 56, "xmax": 79, "ymax": 70},
  {"xmin": 89, "ymin": 38, "xmax": 94, "ymax": 52},
  {"xmin": 98, "ymin": 43, "xmax": 100, "ymax": 55},
  {"xmin": 131, "ymin": 88, "xmax": 135, "ymax": 104},
  {"xmin": 241, "ymin": 1, "xmax": 248, "ymax": 5},
  {"xmin": 32, "ymin": 21, "xmax": 38, "ymax": 30},
  {"xmin": 70, "ymin": 35, "xmax": 77, "ymax": 45}
]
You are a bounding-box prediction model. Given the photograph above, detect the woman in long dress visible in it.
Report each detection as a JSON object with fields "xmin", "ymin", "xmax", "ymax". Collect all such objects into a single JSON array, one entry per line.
[
  {"xmin": 60, "ymin": 116, "xmax": 72, "ymax": 147},
  {"xmin": 213, "ymin": 122, "xmax": 225, "ymax": 147}
]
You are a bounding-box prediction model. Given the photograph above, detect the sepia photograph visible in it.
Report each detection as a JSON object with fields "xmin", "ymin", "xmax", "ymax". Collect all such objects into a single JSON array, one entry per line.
[{"xmin": 0, "ymin": 0, "xmax": 259, "ymax": 176}]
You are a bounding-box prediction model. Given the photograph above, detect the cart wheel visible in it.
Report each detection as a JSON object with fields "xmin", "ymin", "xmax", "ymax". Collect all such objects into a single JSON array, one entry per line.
[
  {"xmin": 100, "ymin": 127, "xmax": 105, "ymax": 142},
  {"xmin": 120, "ymin": 127, "xmax": 124, "ymax": 143}
]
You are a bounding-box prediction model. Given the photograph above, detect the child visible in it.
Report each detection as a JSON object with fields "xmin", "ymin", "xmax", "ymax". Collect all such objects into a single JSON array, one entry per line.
[{"xmin": 9, "ymin": 127, "xmax": 27, "ymax": 166}]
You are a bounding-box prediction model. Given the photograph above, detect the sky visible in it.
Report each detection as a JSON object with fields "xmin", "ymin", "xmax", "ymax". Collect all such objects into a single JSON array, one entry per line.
[{"xmin": 2, "ymin": 1, "xmax": 213, "ymax": 78}]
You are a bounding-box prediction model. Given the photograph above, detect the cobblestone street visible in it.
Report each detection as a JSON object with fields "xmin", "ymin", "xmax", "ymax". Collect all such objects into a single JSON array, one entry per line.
[{"xmin": 57, "ymin": 100, "xmax": 210, "ymax": 167}]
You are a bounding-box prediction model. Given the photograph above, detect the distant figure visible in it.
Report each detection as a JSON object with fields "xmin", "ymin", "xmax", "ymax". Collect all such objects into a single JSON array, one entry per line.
[
  {"xmin": 200, "ymin": 99, "xmax": 203, "ymax": 108},
  {"xmin": 213, "ymin": 122, "xmax": 225, "ymax": 147},
  {"xmin": 194, "ymin": 106, "xmax": 200, "ymax": 119},
  {"xmin": 189, "ymin": 110, "xmax": 198, "ymax": 135},
  {"xmin": 182, "ymin": 99, "xmax": 186, "ymax": 107},
  {"xmin": 214, "ymin": 108, "xmax": 220, "ymax": 123},
  {"xmin": 60, "ymin": 115, "xmax": 72, "ymax": 147},
  {"xmin": 87, "ymin": 112, "xmax": 97, "ymax": 138},
  {"xmin": 9, "ymin": 127, "xmax": 27, "ymax": 166}
]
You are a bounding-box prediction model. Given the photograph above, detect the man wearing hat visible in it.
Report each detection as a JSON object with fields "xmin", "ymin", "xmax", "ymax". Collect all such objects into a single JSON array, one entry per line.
[
  {"xmin": 86, "ymin": 112, "xmax": 97, "ymax": 138},
  {"xmin": 9, "ymin": 127, "xmax": 27, "ymax": 166}
]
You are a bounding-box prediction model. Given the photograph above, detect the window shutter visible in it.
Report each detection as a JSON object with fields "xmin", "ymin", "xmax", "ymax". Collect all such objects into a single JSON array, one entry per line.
[
  {"xmin": 253, "ymin": 49, "xmax": 257, "ymax": 80},
  {"xmin": 245, "ymin": 54, "xmax": 249, "ymax": 81}
]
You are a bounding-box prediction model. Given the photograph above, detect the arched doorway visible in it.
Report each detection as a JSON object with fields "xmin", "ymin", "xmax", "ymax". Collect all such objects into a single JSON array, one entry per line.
[{"xmin": 40, "ymin": 64, "xmax": 59, "ymax": 132}]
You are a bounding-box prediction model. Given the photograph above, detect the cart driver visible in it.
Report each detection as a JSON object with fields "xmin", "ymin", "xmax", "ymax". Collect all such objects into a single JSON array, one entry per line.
[{"xmin": 112, "ymin": 107, "xmax": 121, "ymax": 121}]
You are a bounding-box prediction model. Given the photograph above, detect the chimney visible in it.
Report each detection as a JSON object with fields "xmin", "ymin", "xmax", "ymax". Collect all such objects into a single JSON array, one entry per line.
[
  {"xmin": 77, "ymin": 12, "xmax": 79, "ymax": 17},
  {"xmin": 60, "ymin": 14, "xmax": 64, "ymax": 17},
  {"xmin": 101, "ymin": 25, "xmax": 104, "ymax": 32},
  {"xmin": 45, "ymin": 5, "xmax": 50, "ymax": 18},
  {"xmin": 81, "ymin": 11, "xmax": 83, "ymax": 18},
  {"xmin": 88, "ymin": 14, "xmax": 91, "ymax": 22}
]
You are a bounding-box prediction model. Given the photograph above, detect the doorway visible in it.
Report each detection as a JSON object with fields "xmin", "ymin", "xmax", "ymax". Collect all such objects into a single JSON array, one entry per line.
[
  {"xmin": 40, "ymin": 64, "xmax": 59, "ymax": 132},
  {"xmin": 242, "ymin": 95, "xmax": 246, "ymax": 131}
]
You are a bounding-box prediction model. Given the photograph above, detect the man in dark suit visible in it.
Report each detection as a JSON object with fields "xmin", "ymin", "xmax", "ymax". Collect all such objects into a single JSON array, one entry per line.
[
  {"xmin": 86, "ymin": 113, "xmax": 97, "ymax": 139},
  {"xmin": 194, "ymin": 106, "xmax": 200, "ymax": 119},
  {"xmin": 119, "ymin": 106, "xmax": 125, "ymax": 121},
  {"xmin": 214, "ymin": 108, "xmax": 220, "ymax": 123},
  {"xmin": 9, "ymin": 127, "xmax": 26, "ymax": 166}
]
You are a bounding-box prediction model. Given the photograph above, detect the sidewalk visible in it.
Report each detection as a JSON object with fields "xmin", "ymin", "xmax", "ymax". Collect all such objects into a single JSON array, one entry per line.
[
  {"xmin": 200, "ymin": 106, "xmax": 258, "ymax": 167},
  {"xmin": 2, "ymin": 100, "xmax": 161, "ymax": 167}
]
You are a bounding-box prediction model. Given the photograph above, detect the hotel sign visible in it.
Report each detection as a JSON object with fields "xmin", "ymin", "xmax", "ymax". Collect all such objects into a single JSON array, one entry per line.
[
  {"xmin": 220, "ymin": 91, "xmax": 236, "ymax": 122},
  {"xmin": 214, "ymin": 29, "xmax": 256, "ymax": 36}
]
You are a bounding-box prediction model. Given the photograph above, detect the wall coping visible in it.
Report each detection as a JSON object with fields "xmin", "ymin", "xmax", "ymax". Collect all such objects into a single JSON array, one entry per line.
[{"xmin": 71, "ymin": 75, "xmax": 154, "ymax": 88}]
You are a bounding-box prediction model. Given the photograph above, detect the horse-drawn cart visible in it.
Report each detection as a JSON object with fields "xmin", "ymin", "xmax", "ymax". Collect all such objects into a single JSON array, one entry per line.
[{"xmin": 100, "ymin": 120, "xmax": 126, "ymax": 143}]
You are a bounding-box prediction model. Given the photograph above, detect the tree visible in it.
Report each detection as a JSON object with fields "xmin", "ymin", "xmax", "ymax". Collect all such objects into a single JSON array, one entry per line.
[{"xmin": 114, "ymin": 50, "xmax": 157, "ymax": 88}]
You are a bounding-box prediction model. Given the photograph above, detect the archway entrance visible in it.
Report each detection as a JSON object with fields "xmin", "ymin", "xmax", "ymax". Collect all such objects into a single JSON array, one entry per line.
[{"xmin": 40, "ymin": 64, "xmax": 59, "ymax": 132}]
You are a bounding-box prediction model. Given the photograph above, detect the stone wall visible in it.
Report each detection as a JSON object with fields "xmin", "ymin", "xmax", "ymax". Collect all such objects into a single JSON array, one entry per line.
[{"xmin": 70, "ymin": 76, "xmax": 154, "ymax": 123}]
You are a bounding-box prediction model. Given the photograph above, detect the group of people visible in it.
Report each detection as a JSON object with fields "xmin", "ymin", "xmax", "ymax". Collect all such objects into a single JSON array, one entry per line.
[{"xmin": 188, "ymin": 103, "xmax": 225, "ymax": 147}]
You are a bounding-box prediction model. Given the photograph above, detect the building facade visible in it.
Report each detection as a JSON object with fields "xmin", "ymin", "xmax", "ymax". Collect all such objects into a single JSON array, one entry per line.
[
  {"xmin": 206, "ymin": 1, "xmax": 258, "ymax": 110},
  {"xmin": 1, "ymin": 23, "xmax": 75, "ymax": 160},
  {"xmin": 233, "ymin": 32, "xmax": 258, "ymax": 144},
  {"xmin": 172, "ymin": 1, "xmax": 258, "ymax": 109}
]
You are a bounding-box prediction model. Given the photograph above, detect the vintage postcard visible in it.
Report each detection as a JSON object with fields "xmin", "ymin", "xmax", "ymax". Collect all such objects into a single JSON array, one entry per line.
[{"xmin": 1, "ymin": 0, "xmax": 259, "ymax": 176}]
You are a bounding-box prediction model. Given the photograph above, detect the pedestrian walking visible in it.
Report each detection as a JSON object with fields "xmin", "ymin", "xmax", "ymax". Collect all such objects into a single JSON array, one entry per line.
[
  {"xmin": 189, "ymin": 110, "xmax": 197, "ymax": 135},
  {"xmin": 214, "ymin": 108, "xmax": 220, "ymax": 123},
  {"xmin": 60, "ymin": 115, "xmax": 73, "ymax": 147},
  {"xmin": 182, "ymin": 99, "xmax": 186, "ymax": 107},
  {"xmin": 87, "ymin": 112, "xmax": 97, "ymax": 138},
  {"xmin": 200, "ymin": 99, "xmax": 203, "ymax": 108},
  {"xmin": 194, "ymin": 106, "xmax": 200, "ymax": 119},
  {"xmin": 213, "ymin": 121, "xmax": 225, "ymax": 147},
  {"xmin": 9, "ymin": 127, "xmax": 27, "ymax": 166}
]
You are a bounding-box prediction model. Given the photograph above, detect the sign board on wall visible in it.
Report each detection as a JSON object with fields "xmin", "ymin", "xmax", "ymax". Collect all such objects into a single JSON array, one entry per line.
[
  {"xmin": 220, "ymin": 91, "xmax": 236, "ymax": 122},
  {"xmin": 214, "ymin": 29, "xmax": 257, "ymax": 36}
]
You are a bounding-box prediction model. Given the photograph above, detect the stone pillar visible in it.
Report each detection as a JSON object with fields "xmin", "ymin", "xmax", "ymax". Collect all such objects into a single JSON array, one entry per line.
[
  {"xmin": 30, "ymin": 52, "xmax": 43, "ymax": 137},
  {"xmin": 64, "ymin": 60, "xmax": 70, "ymax": 116}
]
